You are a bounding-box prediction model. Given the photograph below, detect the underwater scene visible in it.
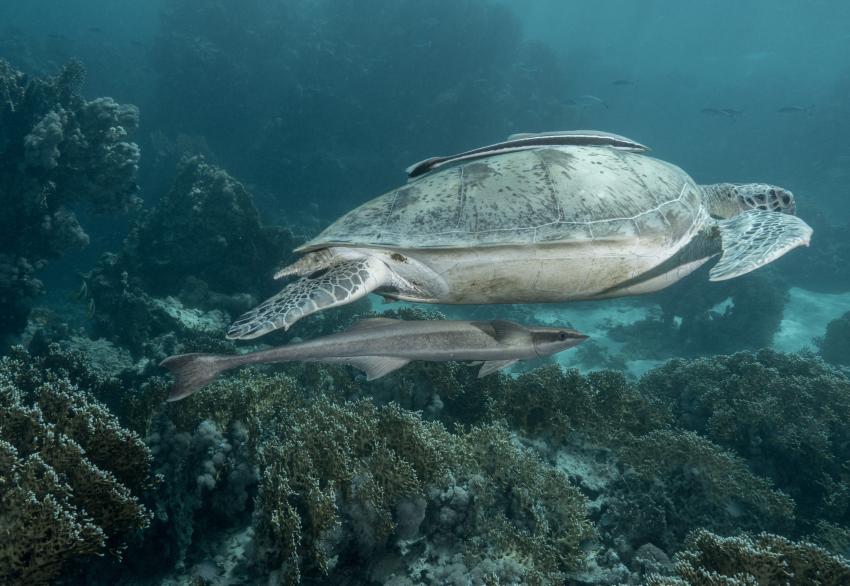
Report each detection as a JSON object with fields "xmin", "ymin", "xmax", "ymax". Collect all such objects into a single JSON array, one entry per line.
[{"xmin": 2, "ymin": 1, "xmax": 850, "ymax": 584}]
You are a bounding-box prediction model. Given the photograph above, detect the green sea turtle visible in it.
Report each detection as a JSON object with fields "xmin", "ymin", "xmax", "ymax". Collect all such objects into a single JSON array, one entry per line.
[{"xmin": 227, "ymin": 130, "xmax": 812, "ymax": 340}]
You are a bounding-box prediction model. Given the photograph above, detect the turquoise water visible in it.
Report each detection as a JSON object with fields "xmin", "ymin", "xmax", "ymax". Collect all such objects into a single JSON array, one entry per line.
[{"xmin": 1, "ymin": 2, "xmax": 849, "ymax": 584}]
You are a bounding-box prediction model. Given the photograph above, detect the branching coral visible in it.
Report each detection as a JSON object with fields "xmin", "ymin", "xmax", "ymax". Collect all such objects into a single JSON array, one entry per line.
[
  {"xmin": 647, "ymin": 529, "xmax": 850, "ymax": 585},
  {"xmin": 640, "ymin": 350, "xmax": 850, "ymax": 528},
  {"xmin": 0, "ymin": 346, "xmax": 154, "ymax": 585},
  {"xmin": 466, "ymin": 357, "xmax": 808, "ymax": 563},
  {"xmin": 487, "ymin": 365, "xmax": 670, "ymax": 443},
  {"xmin": 0, "ymin": 59, "xmax": 140, "ymax": 340},
  {"xmin": 252, "ymin": 396, "xmax": 459, "ymax": 581},
  {"xmin": 622, "ymin": 430, "xmax": 795, "ymax": 540},
  {"xmin": 458, "ymin": 424, "xmax": 593, "ymax": 582},
  {"xmin": 160, "ymin": 368, "xmax": 591, "ymax": 584}
]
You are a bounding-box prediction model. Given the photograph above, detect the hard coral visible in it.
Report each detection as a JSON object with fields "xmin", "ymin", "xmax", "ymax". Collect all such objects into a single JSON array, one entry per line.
[
  {"xmin": 488, "ymin": 365, "xmax": 669, "ymax": 443},
  {"xmin": 253, "ymin": 397, "xmax": 458, "ymax": 582},
  {"xmin": 125, "ymin": 156, "xmax": 295, "ymax": 298},
  {"xmin": 818, "ymin": 311, "xmax": 850, "ymax": 367},
  {"xmin": 84, "ymin": 156, "xmax": 300, "ymax": 358},
  {"xmin": 459, "ymin": 424, "xmax": 593, "ymax": 582},
  {"xmin": 0, "ymin": 346, "xmax": 154, "ymax": 585},
  {"xmin": 648, "ymin": 529, "xmax": 850, "ymax": 585},
  {"xmin": 623, "ymin": 430, "xmax": 795, "ymax": 540},
  {"xmin": 166, "ymin": 369, "xmax": 592, "ymax": 584},
  {"xmin": 609, "ymin": 269, "xmax": 788, "ymax": 360},
  {"xmin": 0, "ymin": 59, "xmax": 140, "ymax": 339},
  {"xmin": 640, "ymin": 350, "xmax": 850, "ymax": 527}
]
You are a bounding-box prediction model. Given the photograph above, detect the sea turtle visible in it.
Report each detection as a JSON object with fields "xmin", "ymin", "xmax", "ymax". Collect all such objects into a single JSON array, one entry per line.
[{"xmin": 227, "ymin": 130, "xmax": 812, "ymax": 340}]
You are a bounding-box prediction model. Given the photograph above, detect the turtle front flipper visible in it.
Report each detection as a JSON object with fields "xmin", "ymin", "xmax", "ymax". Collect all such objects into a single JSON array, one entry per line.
[
  {"xmin": 226, "ymin": 256, "xmax": 391, "ymax": 339},
  {"xmin": 709, "ymin": 209, "xmax": 813, "ymax": 281}
]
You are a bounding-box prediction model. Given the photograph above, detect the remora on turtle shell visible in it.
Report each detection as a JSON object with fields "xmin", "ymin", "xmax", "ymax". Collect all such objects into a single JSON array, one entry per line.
[
  {"xmin": 405, "ymin": 130, "xmax": 648, "ymax": 178},
  {"xmin": 226, "ymin": 130, "xmax": 813, "ymax": 341},
  {"xmin": 161, "ymin": 318, "xmax": 588, "ymax": 401}
]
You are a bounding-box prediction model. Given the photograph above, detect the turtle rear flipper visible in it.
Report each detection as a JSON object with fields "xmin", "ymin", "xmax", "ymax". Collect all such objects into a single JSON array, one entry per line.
[
  {"xmin": 226, "ymin": 257, "xmax": 391, "ymax": 339},
  {"xmin": 709, "ymin": 209, "xmax": 813, "ymax": 281}
]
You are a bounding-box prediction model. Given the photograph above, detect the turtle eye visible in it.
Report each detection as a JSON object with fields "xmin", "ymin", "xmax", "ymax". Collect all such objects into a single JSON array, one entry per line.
[{"xmin": 558, "ymin": 331, "xmax": 568, "ymax": 341}]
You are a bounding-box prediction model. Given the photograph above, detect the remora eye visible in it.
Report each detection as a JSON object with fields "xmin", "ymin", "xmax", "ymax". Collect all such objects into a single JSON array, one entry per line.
[{"xmin": 558, "ymin": 332, "xmax": 568, "ymax": 341}]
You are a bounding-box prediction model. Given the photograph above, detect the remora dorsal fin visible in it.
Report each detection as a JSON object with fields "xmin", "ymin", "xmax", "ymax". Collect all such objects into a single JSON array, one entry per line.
[
  {"xmin": 478, "ymin": 359, "xmax": 518, "ymax": 377},
  {"xmin": 330, "ymin": 355, "xmax": 411, "ymax": 380},
  {"xmin": 345, "ymin": 317, "xmax": 402, "ymax": 332},
  {"xmin": 489, "ymin": 320, "xmax": 529, "ymax": 344}
]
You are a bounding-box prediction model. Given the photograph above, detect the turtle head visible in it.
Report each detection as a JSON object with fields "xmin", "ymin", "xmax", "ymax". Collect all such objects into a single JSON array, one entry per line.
[
  {"xmin": 702, "ymin": 183, "xmax": 796, "ymax": 218},
  {"xmin": 530, "ymin": 326, "xmax": 589, "ymax": 358}
]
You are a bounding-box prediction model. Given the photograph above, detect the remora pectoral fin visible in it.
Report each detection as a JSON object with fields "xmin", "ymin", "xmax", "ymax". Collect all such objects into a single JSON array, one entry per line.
[
  {"xmin": 329, "ymin": 356, "xmax": 411, "ymax": 380},
  {"xmin": 478, "ymin": 359, "xmax": 518, "ymax": 378},
  {"xmin": 710, "ymin": 209, "xmax": 813, "ymax": 281}
]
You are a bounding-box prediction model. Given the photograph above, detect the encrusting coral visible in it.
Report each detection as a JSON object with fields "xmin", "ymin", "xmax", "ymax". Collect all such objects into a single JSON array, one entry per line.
[
  {"xmin": 0, "ymin": 345, "xmax": 155, "ymax": 585},
  {"xmin": 0, "ymin": 59, "xmax": 140, "ymax": 342}
]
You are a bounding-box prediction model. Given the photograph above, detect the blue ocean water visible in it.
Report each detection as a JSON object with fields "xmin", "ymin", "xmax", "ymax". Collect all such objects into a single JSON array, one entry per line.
[{"xmin": 1, "ymin": 1, "xmax": 849, "ymax": 584}]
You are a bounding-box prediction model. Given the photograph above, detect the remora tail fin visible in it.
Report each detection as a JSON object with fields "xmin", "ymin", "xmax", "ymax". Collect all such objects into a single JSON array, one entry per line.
[{"xmin": 160, "ymin": 353, "xmax": 231, "ymax": 402}]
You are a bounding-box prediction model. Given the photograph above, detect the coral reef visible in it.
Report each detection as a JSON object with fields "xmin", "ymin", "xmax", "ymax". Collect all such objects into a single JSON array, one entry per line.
[
  {"xmin": 0, "ymin": 346, "xmax": 154, "ymax": 585},
  {"xmin": 3, "ymin": 4, "xmax": 849, "ymax": 586},
  {"xmin": 145, "ymin": 417, "xmax": 257, "ymax": 571},
  {"xmin": 621, "ymin": 430, "xmax": 795, "ymax": 542},
  {"xmin": 817, "ymin": 310, "xmax": 850, "ymax": 367},
  {"xmin": 487, "ymin": 366, "xmax": 669, "ymax": 443},
  {"xmin": 82, "ymin": 156, "xmax": 307, "ymax": 360},
  {"xmin": 150, "ymin": 369, "xmax": 591, "ymax": 584},
  {"xmin": 0, "ymin": 59, "xmax": 140, "ymax": 341},
  {"xmin": 779, "ymin": 209, "xmax": 850, "ymax": 294},
  {"xmin": 476, "ymin": 362, "xmax": 794, "ymax": 556},
  {"xmin": 608, "ymin": 269, "xmax": 789, "ymax": 360},
  {"xmin": 640, "ymin": 350, "xmax": 850, "ymax": 530},
  {"xmin": 122, "ymin": 156, "xmax": 296, "ymax": 299},
  {"xmin": 648, "ymin": 529, "xmax": 850, "ymax": 585},
  {"xmin": 7, "ymin": 325, "xmax": 846, "ymax": 585}
]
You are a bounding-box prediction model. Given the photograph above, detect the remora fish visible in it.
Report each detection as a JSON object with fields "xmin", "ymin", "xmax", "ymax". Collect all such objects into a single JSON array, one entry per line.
[
  {"xmin": 563, "ymin": 94, "xmax": 609, "ymax": 109},
  {"xmin": 160, "ymin": 318, "xmax": 588, "ymax": 401},
  {"xmin": 701, "ymin": 107, "xmax": 745, "ymax": 118},
  {"xmin": 778, "ymin": 105, "xmax": 814, "ymax": 114}
]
